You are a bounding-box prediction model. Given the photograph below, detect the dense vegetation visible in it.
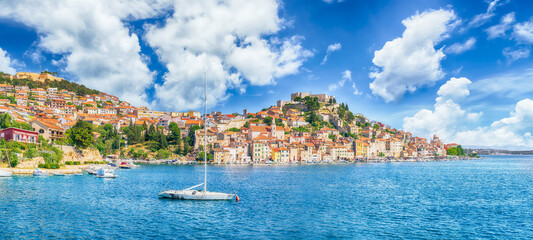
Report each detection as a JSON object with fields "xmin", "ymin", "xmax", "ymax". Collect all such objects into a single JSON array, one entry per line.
[
  {"xmin": 447, "ymin": 145, "xmax": 465, "ymax": 156},
  {"xmin": 337, "ymin": 103, "xmax": 355, "ymax": 124},
  {"xmin": 0, "ymin": 72, "xmax": 99, "ymax": 96},
  {"xmin": 0, "ymin": 113, "xmax": 33, "ymax": 131},
  {"xmin": 118, "ymin": 121, "xmax": 194, "ymax": 159},
  {"xmin": 0, "ymin": 136, "xmax": 64, "ymax": 169},
  {"xmin": 66, "ymin": 120, "xmax": 95, "ymax": 149}
]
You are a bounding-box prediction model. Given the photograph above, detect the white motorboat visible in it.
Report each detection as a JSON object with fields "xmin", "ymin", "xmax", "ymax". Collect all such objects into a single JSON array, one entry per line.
[
  {"xmin": 119, "ymin": 161, "xmax": 139, "ymax": 169},
  {"xmin": 95, "ymin": 169, "xmax": 117, "ymax": 178},
  {"xmin": 159, "ymin": 73, "xmax": 238, "ymax": 201},
  {"xmin": 0, "ymin": 170, "xmax": 12, "ymax": 177},
  {"xmin": 33, "ymin": 168, "xmax": 50, "ymax": 176}
]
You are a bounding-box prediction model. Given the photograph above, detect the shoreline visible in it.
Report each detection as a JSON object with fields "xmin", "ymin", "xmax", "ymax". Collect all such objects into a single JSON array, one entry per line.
[
  {"xmin": 0, "ymin": 165, "xmax": 84, "ymax": 175},
  {"xmin": 0, "ymin": 156, "xmax": 480, "ymax": 175},
  {"xmin": 131, "ymin": 156, "xmax": 480, "ymax": 166}
]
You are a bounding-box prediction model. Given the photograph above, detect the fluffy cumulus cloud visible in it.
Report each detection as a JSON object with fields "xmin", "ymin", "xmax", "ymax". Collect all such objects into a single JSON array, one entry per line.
[
  {"xmin": 369, "ymin": 9, "xmax": 457, "ymax": 102},
  {"xmin": 0, "ymin": 47, "xmax": 16, "ymax": 75},
  {"xmin": 446, "ymin": 37, "xmax": 476, "ymax": 54},
  {"xmin": 454, "ymin": 99, "xmax": 533, "ymax": 149},
  {"xmin": 145, "ymin": 0, "xmax": 312, "ymax": 110},
  {"xmin": 403, "ymin": 77, "xmax": 481, "ymax": 140},
  {"xmin": 321, "ymin": 43, "xmax": 341, "ymax": 65},
  {"xmin": 513, "ymin": 19, "xmax": 533, "ymax": 44},
  {"xmin": 0, "ymin": 0, "xmax": 170, "ymax": 107},
  {"xmin": 486, "ymin": 12, "xmax": 515, "ymax": 39},
  {"xmin": 404, "ymin": 77, "xmax": 533, "ymax": 149}
]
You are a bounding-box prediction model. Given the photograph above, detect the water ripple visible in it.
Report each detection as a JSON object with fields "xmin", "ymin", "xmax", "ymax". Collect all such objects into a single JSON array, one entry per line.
[{"xmin": 1, "ymin": 156, "xmax": 533, "ymax": 239}]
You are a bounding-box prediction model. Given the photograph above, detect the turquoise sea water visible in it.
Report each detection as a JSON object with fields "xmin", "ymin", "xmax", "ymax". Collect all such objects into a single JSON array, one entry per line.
[{"xmin": 1, "ymin": 155, "xmax": 533, "ymax": 239}]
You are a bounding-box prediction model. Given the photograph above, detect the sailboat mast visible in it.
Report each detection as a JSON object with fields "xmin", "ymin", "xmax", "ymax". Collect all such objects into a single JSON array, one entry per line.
[{"xmin": 203, "ymin": 72, "xmax": 207, "ymax": 192}]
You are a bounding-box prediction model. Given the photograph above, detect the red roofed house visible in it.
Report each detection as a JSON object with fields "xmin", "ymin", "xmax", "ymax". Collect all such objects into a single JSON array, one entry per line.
[{"xmin": 0, "ymin": 127, "xmax": 38, "ymax": 143}]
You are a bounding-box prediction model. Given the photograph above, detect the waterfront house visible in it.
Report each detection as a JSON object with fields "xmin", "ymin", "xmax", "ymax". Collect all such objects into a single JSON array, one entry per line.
[
  {"xmin": 213, "ymin": 148, "xmax": 231, "ymax": 164},
  {"xmin": 0, "ymin": 127, "xmax": 38, "ymax": 143}
]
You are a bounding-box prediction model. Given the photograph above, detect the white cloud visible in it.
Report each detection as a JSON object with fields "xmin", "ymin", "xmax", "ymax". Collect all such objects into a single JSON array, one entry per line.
[
  {"xmin": 0, "ymin": 47, "xmax": 16, "ymax": 75},
  {"xmin": 470, "ymin": 68, "xmax": 533, "ymax": 100},
  {"xmin": 322, "ymin": 0, "xmax": 344, "ymax": 3},
  {"xmin": 436, "ymin": 77, "xmax": 471, "ymax": 100},
  {"xmin": 502, "ymin": 47, "xmax": 530, "ymax": 63},
  {"xmin": 469, "ymin": 13, "xmax": 495, "ymax": 28},
  {"xmin": 403, "ymin": 77, "xmax": 480, "ymax": 140},
  {"xmin": 328, "ymin": 70, "xmax": 349, "ymax": 91},
  {"xmin": 486, "ymin": 12, "xmax": 515, "ymax": 39},
  {"xmin": 145, "ymin": 0, "xmax": 312, "ymax": 110},
  {"xmin": 452, "ymin": 66, "xmax": 463, "ymax": 75},
  {"xmin": 369, "ymin": 9, "xmax": 457, "ymax": 102},
  {"xmin": 445, "ymin": 37, "xmax": 476, "ymax": 54},
  {"xmin": 0, "ymin": 0, "xmax": 170, "ymax": 107},
  {"xmin": 404, "ymin": 77, "xmax": 533, "ymax": 149},
  {"xmin": 454, "ymin": 99, "xmax": 533, "ymax": 149},
  {"xmin": 329, "ymin": 70, "xmax": 362, "ymax": 95},
  {"xmin": 513, "ymin": 19, "xmax": 533, "ymax": 44},
  {"xmin": 468, "ymin": 0, "xmax": 509, "ymax": 28},
  {"xmin": 321, "ymin": 43, "xmax": 342, "ymax": 65}
]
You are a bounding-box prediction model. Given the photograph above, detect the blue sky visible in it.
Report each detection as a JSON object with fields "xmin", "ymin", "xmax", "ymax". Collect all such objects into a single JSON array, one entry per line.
[{"xmin": 0, "ymin": 0, "xmax": 532, "ymax": 149}]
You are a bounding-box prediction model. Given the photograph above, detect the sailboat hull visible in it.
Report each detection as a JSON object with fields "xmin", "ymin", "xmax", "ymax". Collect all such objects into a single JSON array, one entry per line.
[
  {"xmin": 0, "ymin": 170, "xmax": 12, "ymax": 177},
  {"xmin": 158, "ymin": 190, "xmax": 235, "ymax": 200}
]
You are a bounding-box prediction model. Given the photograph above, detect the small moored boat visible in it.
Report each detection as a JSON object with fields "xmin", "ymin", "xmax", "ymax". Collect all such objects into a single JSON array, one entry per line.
[
  {"xmin": 33, "ymin": 168, "xmax": 49, "ymax": 176},
  {"xmin": 95, "ymin": 169, "xmax": 117, "ymax": 178},
  {"xmin": 0, "ymin": 170, "xmax": 12, "ymax": 177}
]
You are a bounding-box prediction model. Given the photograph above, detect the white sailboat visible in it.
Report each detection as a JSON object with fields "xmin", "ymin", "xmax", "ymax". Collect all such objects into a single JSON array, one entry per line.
[{"xmin": 158, "ymin": 73, "xmax": 237, "ymax": 201}]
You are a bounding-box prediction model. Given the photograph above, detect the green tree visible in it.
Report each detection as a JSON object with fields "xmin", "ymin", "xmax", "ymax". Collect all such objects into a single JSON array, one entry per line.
[
  {"xmin": 263, "ymin": 116, "xmax": 273, "ymax": 125},
  {"xmin": 0, "ymin": 113, "xmax": 13, "ymax": 128},
  {"xmin": 160, "ymin": 134, "xmax": 168, "ymax": 149},
  {"xmin": 457, "ymin": 145, "xmax": 465, "ymax": 156},
  {"xmin": 188, "ymin": 125, "xmax": 202, "ymax": 146},
  {"xmin": 9, "ymin": 152, "xmax": 18, "ymax": 167},
  {"xmin": 196, "ymin": 151, "xmax": 213, "ymax": 161},
  {"xmin": 447, "ymin": 147, "xmax": 458, "ymax": 156},
  {"xmin": 24, "ymin": 146, "xmax": 38, "ymax": 159},
  {"xmin": 169, "ymin": 122, "xmax": 181, "ymax": 142},
  {"xmin": 66, "ymin": 120, "xmax": 95, "ymax": 149},
  {"xmin": 156, "ymin": 149, "xmax": 171, "ymax": 159},
  {"xmin": 175, "ymin": 143, "xmax": 182, "ymax": 155}
]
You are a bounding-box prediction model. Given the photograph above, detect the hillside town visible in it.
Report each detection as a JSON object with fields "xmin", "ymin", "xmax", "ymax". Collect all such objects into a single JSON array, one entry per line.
[{"xmin": 0, "ymin": 71, "xmax": 460, "ymax": 164}]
